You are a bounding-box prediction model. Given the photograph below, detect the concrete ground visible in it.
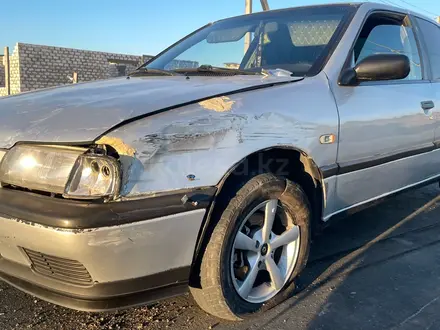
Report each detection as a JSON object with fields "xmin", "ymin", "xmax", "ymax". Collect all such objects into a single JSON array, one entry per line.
[{"xmin": 2, "ymin": 185, "xmax": 440, "ymax": 330}]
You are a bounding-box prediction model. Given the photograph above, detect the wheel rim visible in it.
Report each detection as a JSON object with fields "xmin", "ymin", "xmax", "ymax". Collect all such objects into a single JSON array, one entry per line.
[{"xmin": 230, "ymin": 199, "xmax": 301, "ymax": 304}]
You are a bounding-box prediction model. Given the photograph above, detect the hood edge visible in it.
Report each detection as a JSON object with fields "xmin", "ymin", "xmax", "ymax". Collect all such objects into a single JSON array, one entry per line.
[
  {"xmin": 4, "ymin": 77, "xmax": 303, "ymax": 149},
  {"xmin": 95, "ymin": 77, "xmax": 303, "ymax": 141}
]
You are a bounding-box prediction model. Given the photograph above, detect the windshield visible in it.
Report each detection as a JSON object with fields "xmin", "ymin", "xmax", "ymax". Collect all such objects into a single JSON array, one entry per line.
[{"xmin": 144, "ymin": 5, "xmax": 355, "ymax": 76}]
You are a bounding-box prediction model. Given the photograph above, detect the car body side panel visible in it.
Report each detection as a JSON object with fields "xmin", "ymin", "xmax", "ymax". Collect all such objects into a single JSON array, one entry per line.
[
  {"xmin": 323, "ymin": 3, "xmax": 438, "ymax": 218},
  {"xmin": 99, "ymin": 72, "xmax": 339, "ymax": 200},
  {"xmin": 324, "ymin": 149, "xmax": 440, "ymax": 219},
  {"xmin": 433, "ymin": 83, "xmax": 440, "ymax": 143}
]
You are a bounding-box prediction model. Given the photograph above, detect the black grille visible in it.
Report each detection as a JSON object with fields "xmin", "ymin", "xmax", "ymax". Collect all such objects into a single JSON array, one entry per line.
[{"xmin": 23, "ymin": 248, "xmax": 93, "ymax": 286}]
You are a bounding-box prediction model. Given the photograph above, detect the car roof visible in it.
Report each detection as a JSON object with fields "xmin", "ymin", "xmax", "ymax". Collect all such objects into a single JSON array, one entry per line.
[
  {"xmin": 359, "ymin": 1, "xmax": 439, "ymax": 24},
  {"xmin": 214, "ymin": 3, "xmax": 360, "ymax": 22},
  {"xmin": 213, "ymin": 2, "xmax": 439, "ymax": 27}
]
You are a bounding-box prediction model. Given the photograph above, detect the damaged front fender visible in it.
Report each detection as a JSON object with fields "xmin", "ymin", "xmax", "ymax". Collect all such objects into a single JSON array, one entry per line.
[{"xmin": 96, "ymin": 73, "xmax": 339, "ymax": 198}]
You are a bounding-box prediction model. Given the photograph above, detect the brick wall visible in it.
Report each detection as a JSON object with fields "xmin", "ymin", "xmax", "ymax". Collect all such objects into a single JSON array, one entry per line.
[
  {"xmin": 141, "ymin": 54, "xmax": 199, "ymax": 70},
  {"xmin": 107, "ymin": 61, "xmax": 138, "ymax": 77},
  {"xmin": 0, "ymin": 46, "xmax": 20, "ymax": 97},
  {"xmin": 0, "ymin": 43, "xmax": 199, "ymax": 97},
  {"xmin": 0, "ymin": 63, "xmax": 4, "ymax": 87},
  {"xmin": 9, "ymin": 44, "xmax": 21, "ymax": 95},
  {"xmin": 17, "ymin": 43, "xmax": 142, "ymax": 92}
]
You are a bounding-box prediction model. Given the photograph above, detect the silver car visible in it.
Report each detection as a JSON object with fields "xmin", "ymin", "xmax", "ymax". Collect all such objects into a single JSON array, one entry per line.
[{"xmin": 0, "ymin": 2, "xmax": 439, "ymax": 321}]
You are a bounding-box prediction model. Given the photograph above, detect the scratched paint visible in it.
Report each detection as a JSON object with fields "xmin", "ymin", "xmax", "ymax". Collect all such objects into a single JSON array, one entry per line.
[
  {"xmin": 0, "ymin": 75, "xmax": 298, "ymax": 149},
  {"xmin": 102, "ymin": 73, "xmax": 339, "ymax": 198},
  {"xmin": 0, "ymin": 209, "xmax": 206, "ymax": 282},
  {"xmin": 0, "ymin": 72, "xmax": 338, "ymax": 201}
]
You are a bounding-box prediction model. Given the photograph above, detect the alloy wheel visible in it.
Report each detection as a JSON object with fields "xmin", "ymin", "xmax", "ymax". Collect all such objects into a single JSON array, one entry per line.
[{"xmin": 230, "ymin": 199, "xmax": 301, "ymax": 304}]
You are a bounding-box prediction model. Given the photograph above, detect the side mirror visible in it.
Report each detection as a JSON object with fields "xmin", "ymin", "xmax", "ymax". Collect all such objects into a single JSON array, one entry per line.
[{"xmin": 340, "ymin": 54, "xmax": 410, "ymax": 86}]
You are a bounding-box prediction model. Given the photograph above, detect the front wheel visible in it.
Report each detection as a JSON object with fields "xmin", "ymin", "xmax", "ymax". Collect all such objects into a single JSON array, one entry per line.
[{"xmin": 190, "ymin": 173, "xmax": 311, "ymax": 320}]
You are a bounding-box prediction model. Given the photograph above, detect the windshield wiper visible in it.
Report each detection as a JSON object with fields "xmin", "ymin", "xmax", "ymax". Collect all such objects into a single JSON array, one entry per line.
[
  {"xmin": 174, "ymin": 65, "xmax": 262, "ymax": 76},
  {"xmin": 128, "ymin": 67, "xmax": 180, "ymax": 77}
]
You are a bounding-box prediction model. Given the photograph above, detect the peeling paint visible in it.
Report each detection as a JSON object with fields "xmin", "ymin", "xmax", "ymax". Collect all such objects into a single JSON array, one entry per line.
[
  {"xmin": 0, "ymin": 75, "xmax": 296, "ymax": 149},
  {"xmin": 96, "ymin": 73, "xmax": 337, "ymax": 198},
  {"xmin": 199, "ymin": 96, "xmax": 235, "ymax": 112},
  {"xmin": 111, "ymin": 111, "xmax": 321, "ymax": 197},
  {"xmin": 96, "ymin": 136, "xmax": 136, "ymax": 157},
  {"xmin": 0, "ymin": 209, "xmax": 206, "ymax": 283}
]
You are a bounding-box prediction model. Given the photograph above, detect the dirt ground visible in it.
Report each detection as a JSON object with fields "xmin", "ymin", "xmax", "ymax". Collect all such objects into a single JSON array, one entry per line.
[{"xmin": 2, "ymin": 185, "xmax": 440, "ymax": 330}]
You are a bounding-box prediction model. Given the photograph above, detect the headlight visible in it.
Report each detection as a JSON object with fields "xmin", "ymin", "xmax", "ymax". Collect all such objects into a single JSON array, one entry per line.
[
  {"xmin": 0, "ymin": 145, "xmax": 84, "ymax": 194},
  {"xmin": 0, "ymin": 145, "xmax": 120, "ymax": 199},
  {"xmin": 64, "ymin": 154, "xmax": 120, "ymax": 199}
]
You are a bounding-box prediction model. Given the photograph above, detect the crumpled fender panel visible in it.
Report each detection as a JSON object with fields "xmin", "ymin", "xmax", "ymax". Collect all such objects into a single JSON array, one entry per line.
[{"xmin": 98, "ymin": 73, "xmax": 339, "ymax": 198}]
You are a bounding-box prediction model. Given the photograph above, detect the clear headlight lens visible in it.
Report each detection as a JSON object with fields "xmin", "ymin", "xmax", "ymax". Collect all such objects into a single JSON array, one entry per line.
[
  {"xmin": 0, "ymin": 145, "xmax": 120, "ymax": 199},
  {"xmin": 0, "ymin": 145, "xmax": 84, "ymax": 194},
  {"xmin": 64, "ymin": 154, "xmax": 120, "ymax": 199}
]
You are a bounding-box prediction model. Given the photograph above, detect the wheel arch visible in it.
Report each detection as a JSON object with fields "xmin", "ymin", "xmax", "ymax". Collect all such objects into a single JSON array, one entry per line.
[{"xmin": 189, "ymin": 146, "xmax": 326, "ymax": 287}]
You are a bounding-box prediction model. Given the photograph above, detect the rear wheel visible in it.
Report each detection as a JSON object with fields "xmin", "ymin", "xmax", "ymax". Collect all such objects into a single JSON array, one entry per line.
[{"xmin": 190, "ymin": 173, "xmax": 311, "ymax": 320}]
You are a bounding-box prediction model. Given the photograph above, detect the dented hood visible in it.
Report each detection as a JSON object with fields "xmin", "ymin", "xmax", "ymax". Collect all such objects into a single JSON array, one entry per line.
[{"xmin": 0, "ymin": 75, "xmax": 299, "ymax": 149}]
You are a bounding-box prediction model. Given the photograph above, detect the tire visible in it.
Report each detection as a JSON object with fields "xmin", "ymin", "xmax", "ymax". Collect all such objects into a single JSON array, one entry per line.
[{"xmin": 190, "ymin": 173, "xmax": 311, "ymax": 321}]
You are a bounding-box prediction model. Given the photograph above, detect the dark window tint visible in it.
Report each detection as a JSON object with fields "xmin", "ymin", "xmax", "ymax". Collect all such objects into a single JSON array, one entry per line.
[{"xmin": 415, "ymin": 18, "xmax": 440, "ymax": 80}]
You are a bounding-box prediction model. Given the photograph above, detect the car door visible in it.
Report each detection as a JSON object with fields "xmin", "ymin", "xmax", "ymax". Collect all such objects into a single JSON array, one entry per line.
[
  {"xmin": 413, "ymin": 17, "xmax": 440, "ymax": 148},
  {"xmin": 329, "ymin": 12, "xmax": 437, "ymax": 217}
]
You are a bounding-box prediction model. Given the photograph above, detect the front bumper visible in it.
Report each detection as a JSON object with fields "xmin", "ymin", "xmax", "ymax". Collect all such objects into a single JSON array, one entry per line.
[
  {"xmin": 0, "ymin": 187, "xmax": 215, "ymax": 311},
  {"xmin": 0, "ymin": 257, "xmax": 190, "ymax": 311}
]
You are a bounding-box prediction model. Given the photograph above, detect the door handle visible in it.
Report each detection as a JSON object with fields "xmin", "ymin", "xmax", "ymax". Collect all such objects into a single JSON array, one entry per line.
[{"xmin": 421, "ymin": 100, "xmax": 435, "ymax": 111}]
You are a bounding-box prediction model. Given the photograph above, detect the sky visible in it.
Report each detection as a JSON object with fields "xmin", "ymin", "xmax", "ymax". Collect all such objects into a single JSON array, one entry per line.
[{"xmin": 2, "ymin": 0, "xmax": 440, "ymax": 56}]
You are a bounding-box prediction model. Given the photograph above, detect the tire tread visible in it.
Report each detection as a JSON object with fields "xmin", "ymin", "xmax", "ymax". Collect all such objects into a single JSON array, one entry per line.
[{"xmin": 190, "ymin": 173, "xmax": 310, "ymax": 320}]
